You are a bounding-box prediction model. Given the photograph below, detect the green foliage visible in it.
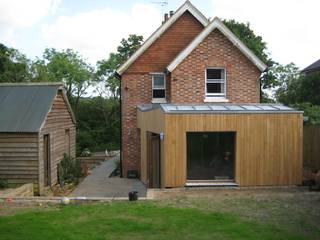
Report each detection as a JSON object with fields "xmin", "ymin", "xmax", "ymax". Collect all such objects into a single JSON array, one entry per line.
[
  {"xmin": 76, "ymin": 97, "xmax": 120, "ymax": 155},
  {"xmin": 272, "ymin": 62, "xmax": 300, "ymax": 104},
  {"xmin": 223, "ymin": 20, "xmax": 268, "ymax": 64},
  {"xmin": 0, "ymin": 43, "xmax": 31, "ymax": 83},
  {"xmin": 58, "ymin": 154, "xmax": 83, "ymax": 185},
  {"xmin": 0, "ymin": 178, "xmax": 8, "ymax": 189},
  {"xmin": 95, "ymin": 34, "xmax": 143, "ymax": 99},
  {"xmin": 31, "ymin": 48, "xmax": 94, "ymax": 115},
  {"xmin": 275, "ymin": 66, "xmax": 320, "ymax": 104},
  {"xmin": 292, "ymin": 103, "xmax": 320, "ymax": 125},
  {"xmin": 297, "ymin": 72, "xmax": 320, "ymax": 105}
]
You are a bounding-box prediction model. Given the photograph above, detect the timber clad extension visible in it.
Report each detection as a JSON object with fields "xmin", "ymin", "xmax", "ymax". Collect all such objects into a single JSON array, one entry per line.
[
  {"xmin": 0, "ymin": 83, "xmax": 76, "ymax": 195},
  {"xmin": 118, "ymin": 1, "xmax": 303, "ymax": 187}
]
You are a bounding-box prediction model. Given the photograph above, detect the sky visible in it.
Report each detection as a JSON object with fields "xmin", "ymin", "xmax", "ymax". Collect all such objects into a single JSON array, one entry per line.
[{"xmin": 0, "ymin": 0, "xmax": 319, "ymax": 69}]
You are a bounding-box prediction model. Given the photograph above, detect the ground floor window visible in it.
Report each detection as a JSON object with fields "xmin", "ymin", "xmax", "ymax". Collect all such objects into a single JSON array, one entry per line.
[{"xmin": 187, "ymin": 132, "xmax": 235, "ymax": 181}]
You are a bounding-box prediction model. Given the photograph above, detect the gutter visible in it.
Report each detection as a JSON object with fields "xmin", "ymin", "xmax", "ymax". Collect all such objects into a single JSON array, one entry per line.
[{"xmin": 115, "ymin": 71, "xmax": 123, "ymax": 177}]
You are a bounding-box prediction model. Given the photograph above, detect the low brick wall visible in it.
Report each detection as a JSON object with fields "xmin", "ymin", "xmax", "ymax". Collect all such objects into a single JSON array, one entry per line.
[
  {"xmin": 78, "ymin": 154, "xmax": 117, "ymax": 170},
  {"xmin": 0, "ymin": 183, "xmax": 34, "ymax": 197}
]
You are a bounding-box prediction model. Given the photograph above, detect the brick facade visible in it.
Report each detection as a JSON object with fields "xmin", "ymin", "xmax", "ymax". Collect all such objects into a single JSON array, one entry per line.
[
  {"xmin": 121, "ymin": 11, "xmax": 204, "ymax": 176},
  {"xmin": 121, "ymin": 13, "xmax": 262, "ymax": 176},
  {"xmin": 171, "ymin": 29, "xmax": 261, "ymax": 103}
]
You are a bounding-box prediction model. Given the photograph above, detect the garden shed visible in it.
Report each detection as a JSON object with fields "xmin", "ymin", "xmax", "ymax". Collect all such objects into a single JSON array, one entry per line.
[
  {"xmin": 0, "ymin": 83, "xmax": 76, "ymax": 195},
  {"xmin": 137, "ymin": 103, "xmax": 303, "ymax": 188}
]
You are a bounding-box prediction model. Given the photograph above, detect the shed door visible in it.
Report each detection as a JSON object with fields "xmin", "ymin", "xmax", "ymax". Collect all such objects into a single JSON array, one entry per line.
[{"xmin": 43, "ymin": 134, "xmax": 51, "ymax": 186}]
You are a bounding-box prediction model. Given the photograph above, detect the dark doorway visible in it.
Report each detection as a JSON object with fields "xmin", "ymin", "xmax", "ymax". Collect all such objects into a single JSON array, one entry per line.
[
  {"xmin": 187, "ymin": 132, "xmax": 236, "ymax": 181},
  {"xmin": 147, "ymin": 132, "xmax": 161, "ymax": 188},
  {"xmin": 43, "ymin": 134, "xmax": 51, "ymax": 186}
]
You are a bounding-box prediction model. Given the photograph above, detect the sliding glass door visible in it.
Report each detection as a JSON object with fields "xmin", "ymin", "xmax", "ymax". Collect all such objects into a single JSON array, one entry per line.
[{"xmin": 187, "ymin": 132, "xmax": 235, "ymax": 181}]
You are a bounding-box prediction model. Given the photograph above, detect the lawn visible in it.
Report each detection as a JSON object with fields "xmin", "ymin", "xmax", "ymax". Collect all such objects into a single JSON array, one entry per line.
[{"xmin": 0, "ymin": 200, "xmax": 314, "ymax": 240}]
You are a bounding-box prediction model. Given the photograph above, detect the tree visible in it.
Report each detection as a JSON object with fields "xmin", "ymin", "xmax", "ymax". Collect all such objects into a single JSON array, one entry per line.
[
  {"xmin": 95, "ymin": 34, "xmax": 143, "ymax": 99},
  {"xmin": 0, "ymin": 43, "xmax": 31, "ymax": 82},
  {"xmin": 31, "ymin": 48, "xmax": 94, "ymax": 115},
  {"xmin": 275, "ymin": 65, "xmax": 320, "ymax": 105},
  {"xmin": 272, "ymin": 63, "xmax": 300, "ymax": 104},
  {"xmin": 223, "ymin": 20, "xmax": 279, "ymax": 101},
  {"xmin": 297, "ymin": 72, "xmax": 320, "ymax": 105}
]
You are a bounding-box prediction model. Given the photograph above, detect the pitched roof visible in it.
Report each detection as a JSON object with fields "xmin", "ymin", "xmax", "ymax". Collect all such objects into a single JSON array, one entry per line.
[
  {"xmin": 167, "ymin": 17, "xmax": 267, "ymax": 72},
  {"xmin": 116, "ymin": 1, "xmax": 209, "ymax": 75},
  {"xmin": 301, "ymin": 59, "xmax": 320, "ymax": 73},
  {"xmin": 0, "ymin": 83, "xmax": 74, "ymax": 133}
]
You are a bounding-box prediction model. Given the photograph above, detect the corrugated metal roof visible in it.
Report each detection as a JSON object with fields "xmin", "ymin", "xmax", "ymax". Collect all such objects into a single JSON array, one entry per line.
[
  {"xmin": 0, "ymin": 84, "xmax": 61, "ymax": 132},
  {"xmin": 138, "ymin": 103, "xmax": 302, "ymax": 114}
]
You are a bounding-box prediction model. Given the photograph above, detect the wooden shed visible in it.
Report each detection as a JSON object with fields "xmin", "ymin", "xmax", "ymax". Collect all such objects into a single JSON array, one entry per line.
[
  {"xmin": 137, "ymin": 103, "xmax": 303, "ymax": 188},
  {"xmin": 0, "ymin": 83, "xmax": 76, "ymax": 195}
]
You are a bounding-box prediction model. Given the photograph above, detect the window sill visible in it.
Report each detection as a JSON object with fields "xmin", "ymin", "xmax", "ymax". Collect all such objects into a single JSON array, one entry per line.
[
  {"xmin": 204, "ymin": 97, "xmax": 229, "ymax": 103},
  {"xmin": 152, "ymin": 98, "xmax": 167, "ymax": 104}
]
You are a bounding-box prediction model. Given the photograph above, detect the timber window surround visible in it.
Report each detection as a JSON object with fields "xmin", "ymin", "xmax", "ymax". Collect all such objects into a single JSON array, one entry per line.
[
  {"xmin": 152, "ymin": 73, "xmax": 166, "ymax": 103},
  {"xmin": 205, "ymin": 68, "xmax": 228, "ymax": 102}
]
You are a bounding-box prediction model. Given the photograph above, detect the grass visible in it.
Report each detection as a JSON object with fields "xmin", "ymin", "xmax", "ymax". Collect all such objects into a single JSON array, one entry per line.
[{"xmin": 0, "ymin": 202, "xmax": 310, "ymax": 240}]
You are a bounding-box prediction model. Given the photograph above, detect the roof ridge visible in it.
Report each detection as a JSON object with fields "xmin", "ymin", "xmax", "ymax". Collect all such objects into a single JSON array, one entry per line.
[
  {"xmin": 0, "ymin": 82, "xmax": 64, "ymax": 87},
  {"xmin": 116, "ymin": 1, "xmax": 209, "ymax": 75}
]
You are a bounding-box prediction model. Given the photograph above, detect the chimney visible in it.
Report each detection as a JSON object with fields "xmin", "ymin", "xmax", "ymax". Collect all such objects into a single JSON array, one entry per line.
[
  {"xmin": 169, "ymin": 11, "xmax": 174, "ymax": 17},
  {"xmin": 162, "ymin": 13, "xmax": 169, "ymax": 24}
]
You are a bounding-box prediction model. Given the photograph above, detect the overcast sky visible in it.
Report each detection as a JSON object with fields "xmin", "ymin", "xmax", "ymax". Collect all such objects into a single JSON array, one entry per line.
[{"xmin": 0, "ymin": 0, "xmax": 319, "ymax": 69}]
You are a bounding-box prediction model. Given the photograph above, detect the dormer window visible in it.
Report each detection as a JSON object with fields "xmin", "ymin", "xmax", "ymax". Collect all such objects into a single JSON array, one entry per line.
[
  {"xmin": 152, "ymin": 73, "xmax": 166, "ymax": 103},
  {"xmin": 205, "ymin": 68, "xmax": 226, "ymax": 99}
]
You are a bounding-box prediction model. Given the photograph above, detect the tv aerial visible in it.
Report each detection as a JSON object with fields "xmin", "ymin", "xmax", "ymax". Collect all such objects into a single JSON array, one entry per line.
[{"xmin": 151, "ymin": 0, "xmax": 168, "ymax": 13}]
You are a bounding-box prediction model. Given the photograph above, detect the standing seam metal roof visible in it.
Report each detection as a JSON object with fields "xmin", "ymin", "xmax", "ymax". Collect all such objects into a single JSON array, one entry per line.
[
  {"xmin": 137, "ymin": 103, "xmax": 302, "ymax": 114},
  {"xmin": 0, "ymin": 85, "xmax": 61, "ymax": 132}
]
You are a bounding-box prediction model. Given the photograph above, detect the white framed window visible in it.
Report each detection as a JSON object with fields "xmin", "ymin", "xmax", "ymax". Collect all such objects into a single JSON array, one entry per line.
[
  {"xmin": 205, "ymin": 68, "xmax": 226, "ymax": 98},
  {"xmin": 152, "ymin": 73, "xmax": 166, "ymax": 102}
]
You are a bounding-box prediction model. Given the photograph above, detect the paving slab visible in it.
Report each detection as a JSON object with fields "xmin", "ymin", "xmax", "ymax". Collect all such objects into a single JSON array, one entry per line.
[{"xmin": 69, "ymin": 155, "xmax": 146, "ymax": 198}]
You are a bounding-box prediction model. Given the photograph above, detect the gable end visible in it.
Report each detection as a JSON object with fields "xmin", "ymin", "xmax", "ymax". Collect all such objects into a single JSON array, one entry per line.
[{"xmin": 167, "ymin": 17, "xmax": 267, "ymax": 72}]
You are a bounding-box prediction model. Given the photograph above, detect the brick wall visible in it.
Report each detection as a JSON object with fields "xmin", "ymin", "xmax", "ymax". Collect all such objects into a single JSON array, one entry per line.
[
  {"xmin": 121, "ymin": 11, "xmax": 204, "ymax": 176},
  {"xmin": 171, "ymin": 29, "xmax": 261, "ymax": 103}
]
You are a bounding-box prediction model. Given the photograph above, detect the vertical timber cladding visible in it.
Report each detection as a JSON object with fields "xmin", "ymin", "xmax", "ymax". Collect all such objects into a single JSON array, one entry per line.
[
  {"xmin": 137, "ymin": 108, "xmax": 165, "ymax": 186},
  {"xmin": 164, "ymin": 113, "xmax": 303, "ymax": 187}
]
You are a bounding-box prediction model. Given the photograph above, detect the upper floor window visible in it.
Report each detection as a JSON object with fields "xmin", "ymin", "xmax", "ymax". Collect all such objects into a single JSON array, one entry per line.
[
  {"xmin": 152, "ymin": 73, "xmax": 166, "ymax": 102},
  {"xmin": 205, "ymin": 68, "xmax": 226, "ymax": 98}
]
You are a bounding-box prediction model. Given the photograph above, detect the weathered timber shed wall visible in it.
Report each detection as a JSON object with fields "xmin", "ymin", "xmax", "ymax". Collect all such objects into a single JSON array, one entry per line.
[
  {"xmin": 38, "ymin": 91, "xmax": 76, "ymax": 193},
  {"xmin": 0, "ymin": 133, "xmax": 39, "ymax": 185},
  {"xmin": 138, "ymin": 104, "xmax": 303, "ymax": 188},
  {"xmin": 0, "ymin": 83, "xmax": 76, "ymax": 195}
]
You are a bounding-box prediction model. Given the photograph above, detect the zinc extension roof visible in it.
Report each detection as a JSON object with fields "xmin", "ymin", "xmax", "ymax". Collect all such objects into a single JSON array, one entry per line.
[
  {"xmin": 0, "ymin": 83, "xmax": 63, "ymax": 133},
  {"xmin": 138, "ymin": 103, "xmax": 302, "ymax": 114}
]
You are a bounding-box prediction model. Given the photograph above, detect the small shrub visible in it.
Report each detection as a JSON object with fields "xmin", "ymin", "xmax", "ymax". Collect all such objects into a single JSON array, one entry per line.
[
  {"xmin": 58, "ymin": 154, "xmax": 84, "ymax": 186},
  {"xmin": 0, "ymin": 179, "xmax": 8, "ymax": 189}
]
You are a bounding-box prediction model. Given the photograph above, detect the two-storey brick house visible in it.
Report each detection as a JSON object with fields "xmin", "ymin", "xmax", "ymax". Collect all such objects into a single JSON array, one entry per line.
[{"xmin": 117, "ymin": 1, "xmax": 303, "ymax": 188}]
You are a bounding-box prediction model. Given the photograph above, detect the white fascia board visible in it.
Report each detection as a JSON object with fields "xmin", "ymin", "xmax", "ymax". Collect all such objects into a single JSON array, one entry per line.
[
  {"xmin": 117, "ymin": 1, "xmax": 209, "ymax": 75},
  {"xmin": 167, "ymin": 17, "xmax": 267, "ymax": 72}
]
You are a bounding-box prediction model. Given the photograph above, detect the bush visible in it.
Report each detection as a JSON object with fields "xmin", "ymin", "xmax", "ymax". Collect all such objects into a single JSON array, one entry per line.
[
  {"xmin": 0, "ymin": 179, "xmax": 8, "ymax": 189},
  {"xmin": 292, "ymin": 102, "xmax": 320, "ymax": 125},
  {"xmin": 58, "ymin": 154, "xmax": 83, "ymax": 186}
]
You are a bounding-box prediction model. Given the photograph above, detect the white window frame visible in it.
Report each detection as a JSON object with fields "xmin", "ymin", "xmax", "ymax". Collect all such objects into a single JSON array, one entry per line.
[
  {"xmin": 205, "ymin": 68, "xmax": 228, "ymax": 102},
  {"xmin": 151, "ymin": 73, "xmax": 166, "ymax": 103}
]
